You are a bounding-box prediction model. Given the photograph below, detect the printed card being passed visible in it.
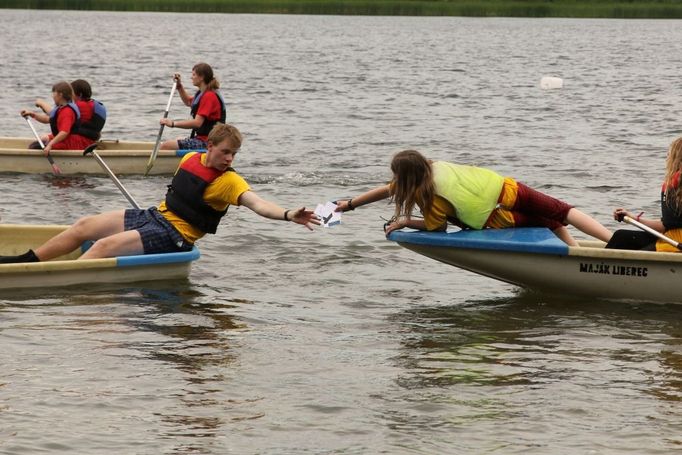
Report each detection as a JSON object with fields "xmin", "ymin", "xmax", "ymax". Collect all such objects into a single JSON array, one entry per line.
[{"xmin": 314, "ymin": 201, "xmax": 342, "ymax": 228}]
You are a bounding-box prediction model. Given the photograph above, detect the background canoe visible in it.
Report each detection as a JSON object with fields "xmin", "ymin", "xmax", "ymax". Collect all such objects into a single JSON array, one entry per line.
[
  {"xmin": 0, "ymin": 224, "xmax": 200, "ymax": 290},
  {"xmin": 0, "ymin": 137, "xmax": 204, "ymax": 175},
  {"xmin": 388, "ymin": 228, "xmax": 682, "ymax": 303}
]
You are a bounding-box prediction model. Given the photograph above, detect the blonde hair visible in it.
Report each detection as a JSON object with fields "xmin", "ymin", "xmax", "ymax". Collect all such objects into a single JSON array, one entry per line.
[
  {"xmin": 664, "ymin": 137, "xmax": 682, "ymax": 210},
  {"xmin": 390, "ymin": 150, "xmax": 435, "ymax": 219},
  {"xmin": 207, "ymin": 123, "xmax": 242, "ymax": 149}
]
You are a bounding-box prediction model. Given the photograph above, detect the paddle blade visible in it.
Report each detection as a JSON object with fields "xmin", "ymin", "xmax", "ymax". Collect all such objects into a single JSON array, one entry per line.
[
  {"xmin": 145, "ymin": 146, "xmax": 160, "ymax": 176},
  {"xmin": 46, "ymin": 154, "xmax": 61, "ymax": 175},
  {"xmin": 146, "ymin": 127, "xmax": 164, "ymax": 176}
]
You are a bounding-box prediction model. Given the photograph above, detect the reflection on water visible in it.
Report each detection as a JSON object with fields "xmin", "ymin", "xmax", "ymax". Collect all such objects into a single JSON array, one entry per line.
[
  {"xmin": 384, "ymin": 293, "xmax": 682, "ymax": 451},
  {"xmin": 0, "ymin": 282, "xmax": 253, "ymax": 454},
  {"xmin": 391, "ymin": 293, "xmax": 682, "ymax": 390},
  {"xmin": 42, "ymin": 175, "xmax": 96, "ymax": 190},
  {"xmin": 1, "ymin": 10, "xmax": 682, "ymax": 454}
]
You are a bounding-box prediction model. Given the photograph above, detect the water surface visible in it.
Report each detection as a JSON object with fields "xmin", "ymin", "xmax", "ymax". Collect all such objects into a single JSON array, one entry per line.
[{"xmin": 0, "ymin": 11, "xmax": 681, "ymax": 454}]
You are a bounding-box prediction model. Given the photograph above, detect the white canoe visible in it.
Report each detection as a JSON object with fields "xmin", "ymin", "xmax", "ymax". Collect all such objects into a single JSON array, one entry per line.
[
  {"xmin": 388, "ymin": 228, "xmax": 682, "ymax": 303},
  {"xmin": 0, "ymin": 137, "xmax": 203, "ymax": 175},
  {"xmin": 0, "ymin": 224, "xmax": 200, "ymax": 290}
]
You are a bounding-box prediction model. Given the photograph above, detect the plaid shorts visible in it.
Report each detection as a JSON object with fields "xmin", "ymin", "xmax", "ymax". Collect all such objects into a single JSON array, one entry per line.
[
  {"xmin": 124, "ymin": 208, "xmax": 193, "ymax": 254},
  {"xmin": 177, "ymin": 137, "xmax": 208, "ymax": 151}
]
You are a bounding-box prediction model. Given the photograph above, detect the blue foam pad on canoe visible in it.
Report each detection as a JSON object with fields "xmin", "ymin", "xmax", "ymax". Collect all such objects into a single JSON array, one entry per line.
[
  {"xmin": 387, "ymin": 228, "xmax": 569, "ymax": 255},
  {"xmin": 115, "ymin": 246, "xmax": 201, "ymax": 267}
]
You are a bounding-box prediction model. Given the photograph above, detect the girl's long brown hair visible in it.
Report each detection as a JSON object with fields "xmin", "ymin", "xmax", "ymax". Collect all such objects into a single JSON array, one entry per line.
[
  {"xmin": 664, "ymin": 137, "xmax": 682, "ymax": 211},
  {"xmin": 193, "ymin": 62, "xmax": 220, "ymax": 91},
  {"xmin": 390, "ymin": 150, "xmax": 435, "ymax": 219}
]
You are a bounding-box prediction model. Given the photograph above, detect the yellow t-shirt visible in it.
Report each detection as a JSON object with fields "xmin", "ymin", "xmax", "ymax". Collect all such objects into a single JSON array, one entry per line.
[
  {"xmin": 485, "ymin": 178, "xmax": 518, "ymax": 229},
  {"xmin": 656, "ymin": 228, "xmax": 682, "ymax": 252},
  {"xmin": 424, "ymin": 195, "xmax": 455, "ymax": 231},
  {"xmin": 158, "ymin": 153, "xmax": 251, "ymax": 244},
  {"xmin": 424, "ymin": 177, "xmax": 518, "ymax": 230}
]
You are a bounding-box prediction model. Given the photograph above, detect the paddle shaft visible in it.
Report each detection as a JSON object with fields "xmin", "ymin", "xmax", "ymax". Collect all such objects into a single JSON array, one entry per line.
[
  {"xmin": 623, "ymin": 215, "xmax": 682, "ymax": 250},
  {"xmin": 84, "ymin": 145, "xmax": 141, "ymax": 209},
  {"xmin": 24, "ymin": 116, "xmax": 60, "ymax": 174},
  {"xmin": 146, "ymin": 80, "xmax": 178, "ymax": 175}
]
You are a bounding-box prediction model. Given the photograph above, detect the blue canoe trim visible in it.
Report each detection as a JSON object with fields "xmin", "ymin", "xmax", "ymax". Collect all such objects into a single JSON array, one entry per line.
[
  {"xmin": 176, "ymin": 149, "xmax": 207, "ymax": 157},
  {"xmin": 115, "ymin": 246, "xmax": 201, "ymax": 267},
  {"xmin": 387, "ymin": 228, "xmax": 569, "ymax": 255}
]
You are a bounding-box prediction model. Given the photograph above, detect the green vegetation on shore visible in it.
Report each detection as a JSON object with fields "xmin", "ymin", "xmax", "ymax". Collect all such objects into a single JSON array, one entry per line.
[{"xmin": 3, "ymin": 0, "xmax": 682, "ymax": 17}]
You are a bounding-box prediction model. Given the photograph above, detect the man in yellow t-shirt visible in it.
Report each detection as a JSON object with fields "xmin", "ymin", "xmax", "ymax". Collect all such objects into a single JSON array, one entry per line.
[{"xmin": 0, "ymin": 124, "xmax": 319, "ymax": 264}]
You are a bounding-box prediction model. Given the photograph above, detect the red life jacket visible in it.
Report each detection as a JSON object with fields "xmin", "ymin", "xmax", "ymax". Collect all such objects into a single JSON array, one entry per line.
[{"xmin": 165, "ymin": 153, "xmax": 233, "ymax": 234}]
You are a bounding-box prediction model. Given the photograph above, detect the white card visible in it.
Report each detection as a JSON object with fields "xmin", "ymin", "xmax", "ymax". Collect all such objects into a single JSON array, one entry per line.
[{"xmin": 314, "ymin": 201, "xmax": 342, "ymax": 227}]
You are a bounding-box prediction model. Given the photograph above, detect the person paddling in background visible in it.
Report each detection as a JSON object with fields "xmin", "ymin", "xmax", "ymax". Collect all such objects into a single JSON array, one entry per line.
[
  {"xmin": 70, "ymin": 79, "xmax": 107, "ymax": 141},
  {"xmin": 0, "ymin": 123, "xmax": 319, "ymax": 264},
  {"xmin": 20, "ymin": 81, "xmax": 93, "ymax": 153},
  {"xmin": 606, "ymin": 137, "xmax": 682, "ymax": 252},
  {"xmin": 159, "ymin": 62, "xmax": 226, "ymax": 151},
  {"xmin": 35, "ymin": 79, "xmax": 106, "ymax": 143},
  {"xmin": 336, "ymin": 149, "xmax": 612, "ymax": 246}
]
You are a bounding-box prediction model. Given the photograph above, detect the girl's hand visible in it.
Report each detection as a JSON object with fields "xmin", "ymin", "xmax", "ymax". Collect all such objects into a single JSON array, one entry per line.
[
  {"xmin": 35, "ymin": 98, "xmax": 50, "ymax": 113},
  {"xmin": 383, "ymin": 218, "xmax": 405, "ymax": 235},
  {"xmin": 613, "ymin": 208, "xmax": 631, "ymax": 222},
  {"xmin": 20, "ymin": 109, "xmax": 34, "ymax": 118},
  {"xmin": 43, "ymin": 142, "xmax": 53, "ymax": 155},
  {"xmin": 335, "ymin": 200, "xmax": 353, "ymax": 212}
]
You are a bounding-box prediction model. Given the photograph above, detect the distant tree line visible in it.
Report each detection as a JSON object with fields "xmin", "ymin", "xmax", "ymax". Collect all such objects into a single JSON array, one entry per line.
[{"xmin": 3, "ymin": 0, "xmax": 682, "ymax": 18}]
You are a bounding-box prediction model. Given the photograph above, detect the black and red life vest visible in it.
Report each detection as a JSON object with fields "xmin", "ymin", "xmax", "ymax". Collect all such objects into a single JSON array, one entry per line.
[
  {"xmin": 189, "ymin": 90, "xmax": 226, "ymax": 139},
  {"xmin": 661, "ymin": 171, "xmax": 682, "ymax": 230},
  {"xmin": 165, "ymin": 153, "xmax": 233, "ymax": 234},
  {"xmin": 49, "ymin": 102, "xmax": 81, "ymax": 136},
  {"xmin": 75, "ymin": 99, "xmax": 107, "ymax": 140}
]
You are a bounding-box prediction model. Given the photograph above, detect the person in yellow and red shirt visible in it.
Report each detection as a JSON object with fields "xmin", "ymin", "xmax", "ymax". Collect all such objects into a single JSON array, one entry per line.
[
  {"xmin": 159, "ymin": 62, "xmax": 226, "ymax": 151},
  {"xmin": 336, "ymin": 149, "xmax": 612, "ymax": 247},
  {"xmin": 0, "ymin": 124, "xmax": 319, "ymax": 264},
  {"xmin": 608, "ymin": 136, "xmax": 682, "ymax": 252}
]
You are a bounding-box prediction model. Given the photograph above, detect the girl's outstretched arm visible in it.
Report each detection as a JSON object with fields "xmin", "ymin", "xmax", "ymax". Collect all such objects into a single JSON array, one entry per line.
[{"xmin": 336, "ymin": 184, "xmax": 392, "ymax": 212}]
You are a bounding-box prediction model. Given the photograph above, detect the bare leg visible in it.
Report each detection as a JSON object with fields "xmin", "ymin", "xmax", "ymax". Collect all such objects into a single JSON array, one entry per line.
[
  {"xmin": 160, "ymin": 138, "xmax": 180, "ymax": 150},
  {"xmin": 564, "ymin": 208, "xmax": 613, "ymax": 242},
  {"xmin": 80, "ymin": 229, "xmax": 144, "ymax": 259},
  {"xmin": 552, "ymin": 226, "xmax": 578, "ymax": 246},
  {"xmin": 34, "ymin": 210, "xmax": 127, "ymax": 261}
]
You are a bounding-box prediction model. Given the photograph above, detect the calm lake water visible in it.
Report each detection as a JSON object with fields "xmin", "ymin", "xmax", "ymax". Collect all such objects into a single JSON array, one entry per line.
[{"xmin": 1, "ymin": 10, "xmax": 682, "ymax": 454}]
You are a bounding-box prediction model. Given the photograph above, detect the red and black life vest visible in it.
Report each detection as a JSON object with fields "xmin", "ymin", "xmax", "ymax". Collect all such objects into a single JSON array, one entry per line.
[
  {"xmin": 75, "ymin": 99, "xmax": 107, "ymax": 140},
  {"xmin": 661, "ymin": 171, "xmax": 682, "ymax": 230},
  {"xmin": 165, "ymin": 153, "xmax": 233, "ymax": 234},
  {"xmin": 189, "ymin": 90, "xmax": 226, "ymax": 139},
  {"xmin": 49, "ymin": 102, "xmax": 81, "ymax": 136}
]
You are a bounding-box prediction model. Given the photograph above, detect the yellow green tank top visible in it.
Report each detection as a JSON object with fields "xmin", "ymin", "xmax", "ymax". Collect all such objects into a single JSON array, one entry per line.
[{"xmin": 432, "ymin": 161, "xmax": 505, "ymax": 229}]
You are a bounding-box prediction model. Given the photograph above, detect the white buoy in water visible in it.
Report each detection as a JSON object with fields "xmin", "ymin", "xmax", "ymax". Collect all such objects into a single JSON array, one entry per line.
[{"xmin": 540, "ymin": 76, "xmax": 563, "ymax": 89}]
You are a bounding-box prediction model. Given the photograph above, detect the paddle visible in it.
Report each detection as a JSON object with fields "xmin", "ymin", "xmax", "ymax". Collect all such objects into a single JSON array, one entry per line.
[
  {"xmin": 83, "ymin": 144, "xmax": 141, "ymax": 209},
  {"xmin": 145, "ymin": 80, "xmax": 178, "ymax": 176},
  {"xmin": 620, "ymin": 214, "xmax": 682, "ymax": 251},
  {"xmin": 24, "ymin": 115, "xmax": 62, "ymax": 175}
]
